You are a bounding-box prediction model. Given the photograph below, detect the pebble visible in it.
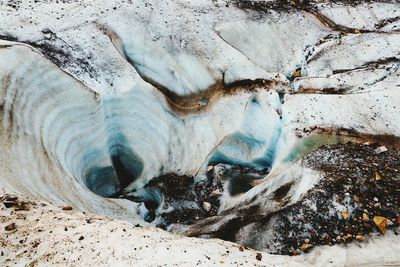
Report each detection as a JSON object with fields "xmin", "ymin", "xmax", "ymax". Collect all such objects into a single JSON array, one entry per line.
[
  {"xmin": 5, "ymin": 223, "xmax": 16, "ymax": 231},
  {"xmin": 256, "ymin": 253, "xmax": 262, "ymax": 261},
  {"xmin": 203, "ymin": 202, "xmax": 211, "ymax": 212},
  {"xmin": 374, "ymin": 146, "xmax": 388, "ymax": 154}
]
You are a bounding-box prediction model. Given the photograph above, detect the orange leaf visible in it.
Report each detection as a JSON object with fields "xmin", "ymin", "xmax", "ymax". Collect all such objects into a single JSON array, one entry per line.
[
  {"xmin": 373, "ymin": 216, "xmax": 388, "ymax": 235},
  {"xmin": 300, "ymin": 243, "xmax": 313, "ymax": 251},
  {"xmin": 341, "ymin": 211, "xmax": 350, "ymax": 220}
]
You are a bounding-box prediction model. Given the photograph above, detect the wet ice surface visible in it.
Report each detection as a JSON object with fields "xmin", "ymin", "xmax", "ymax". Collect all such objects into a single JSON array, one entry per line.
[{"xmin": 0, "ymin": 0, "xmax": 399, "ymax": 262}]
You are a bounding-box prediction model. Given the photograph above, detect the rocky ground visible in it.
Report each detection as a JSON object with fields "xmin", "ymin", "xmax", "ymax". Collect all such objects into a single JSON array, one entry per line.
[
  {"xmin": 236, "ymin": 142, "xmax": 399, "ymax": 255},
  {"xmin": 119, "ymin": 141, "xmax": 400, "ymax": 257}
]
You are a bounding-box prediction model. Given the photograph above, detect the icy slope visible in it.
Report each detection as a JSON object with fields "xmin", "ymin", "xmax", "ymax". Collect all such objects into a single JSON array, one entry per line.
[{"xmin": 0, "ymin": 0, "xmax": 399, "ymax": 264}]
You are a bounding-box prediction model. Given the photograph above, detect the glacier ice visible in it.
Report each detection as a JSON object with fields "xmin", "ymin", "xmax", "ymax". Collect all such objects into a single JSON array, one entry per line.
[{"xmin": 0, "ymin": 0, "xmax": 399, "ymax": 258}]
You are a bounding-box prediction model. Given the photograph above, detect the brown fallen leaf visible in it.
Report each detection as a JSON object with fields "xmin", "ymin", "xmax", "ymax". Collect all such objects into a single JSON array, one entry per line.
[
  {"xmin": 373, "ymin": 216, "xmax": 388, "ymax": 235},
  {"xmin": 341, "ymin": 211, "xmax": 350, "ymax": 220},
  {"xmin": 375, "ymin": 173, "xmax": 381, "ymax": 181},
  {"xmin": 356, "ymin": 235, "xmax": 365, "ymax": 241},
  {"xmin": 300, "ymin": 243, "xmax": 313, "ymax": 251},
  {"xmin": 293, "ymin": 70, "xmax": 301, "ymax": 78}
]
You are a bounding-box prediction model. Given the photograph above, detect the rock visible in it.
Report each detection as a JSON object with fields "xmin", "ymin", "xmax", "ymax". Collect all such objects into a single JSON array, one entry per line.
[
  {"xmin": 256, "ymin": 253, "xmax": 262, "ymax": 261},
  {"xmin": 210, "ymin": 189, "xmax": 222, "ymax": 197},
  {"xmin": 206, "ymin": 165, "xmax": 214, "ymax": 172},
  {"xmin": 62, "ymin": 206, "xmax": 73, "ymax": 211},
  {"xmin": 5, "ymin": 223, "xmax": 16, "ymax": 231},
  {"xmin": 78, "ymin": 236, "xmax": 84, "ymax": 241},
  {"xmin": 374, "ymin": 146, "xmax": 388, "ymax": 154},
  {"xmin": 203, "ymin": 202, "xmax": 211, "ymax": 212}
]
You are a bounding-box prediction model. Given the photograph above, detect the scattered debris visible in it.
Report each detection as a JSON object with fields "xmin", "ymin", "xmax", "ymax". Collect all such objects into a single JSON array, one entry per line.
[
  {"xmin": 256, "ymin": 252, "xmax": 262, "ymax": 261},
  {"xmin": 5, "ymin": 223, "xmax": 16, "ymax": 231},
  {"xmin": 225, "ymin": 143, "xmax": 399, "ymax": 255}
]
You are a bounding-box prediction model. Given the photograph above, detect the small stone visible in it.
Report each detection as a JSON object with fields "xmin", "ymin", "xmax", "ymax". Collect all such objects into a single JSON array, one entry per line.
[
  {"xmin": 362, "ymin": 213, "xmax": 369, "ymax": 221},
  {"xmin": 373, "ymin": 197, "xmax": 379, "ymax": 202},
  {"xmin": 375, "ymin": 173, "xmax": 381, "ymax": 181},
  {"xmin": 374, "ymin": 146, "xmax": 388, "ymax": 154},
  {"xmin": 203, "ymin": 202, "xmax": 211, "ymax": 212},
  {"xmin": 78, "ymin": 236, "xmax": 84, "ymax": 241},
  {"xmin": 206, "ymin": 165, "xmax": 214, "ymax": 172},
  {"xmin": 342, "ymin": 234, "xmax": 353, "ymax": 241},
  {"xmin": 5, "ymin": 223, "xmax": 16, "ymax": 231},
  {"xmin": 211, "ymin": 189, "xmax": 222, "ymax": 197},
  {"xmin": 62, "ymin": 206, "xmax": 73, "ymax": 211},
  {"xmin": 256, "ymin": 253, "xmax": 262, "ymax": 261}
]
